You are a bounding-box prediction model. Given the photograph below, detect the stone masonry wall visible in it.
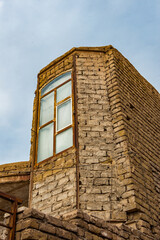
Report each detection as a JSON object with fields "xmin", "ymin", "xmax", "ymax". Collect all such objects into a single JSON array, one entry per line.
[
  {"xmin": 76, "ymin": 50, "xmax": 126, "ymax": 221},
  {"xmin": 6, "ymin": 207, "xmax": 159, "ymax": 240},
  {"xmin": 107, "ymin": 48, "xmax": 160, "ymax": 233},
  {"xmin": 30, "ymin": 47, "xmax": 125, "ymax": 221},
  {"xmin": 104, "ymin": 48, "xmax": 138, "ymax": 218},
  {"xmin": 30, "ymin": 52, "xmax": 77, "ymax": 218},
  {"xmin": 0, "ymin": 162, "xmax": 30, "ymax": 181},
  {"xmin": 31, "ymin": 149, "xmax": 77, "ymax": 217},
  {"xmin": 30, "ymin": 46, "xmax": 160, "ymax": 233}
]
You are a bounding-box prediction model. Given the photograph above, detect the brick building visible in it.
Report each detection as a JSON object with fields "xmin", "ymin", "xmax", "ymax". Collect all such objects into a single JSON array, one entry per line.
[{"xmin": 0, "ymin": 46, "xmax": 160, "ymax": 239}]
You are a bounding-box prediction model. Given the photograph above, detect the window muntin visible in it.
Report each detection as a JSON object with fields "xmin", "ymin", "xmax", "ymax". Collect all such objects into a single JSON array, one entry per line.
[{"xmin": 37, "ymin": 71, "xmax": 73, "ymax": 163}]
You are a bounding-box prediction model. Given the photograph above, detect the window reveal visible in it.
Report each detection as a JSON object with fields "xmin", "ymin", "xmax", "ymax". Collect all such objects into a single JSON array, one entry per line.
[{"xmin": 37, "ymin": 71, "xmax": 73, "ymax": 163}]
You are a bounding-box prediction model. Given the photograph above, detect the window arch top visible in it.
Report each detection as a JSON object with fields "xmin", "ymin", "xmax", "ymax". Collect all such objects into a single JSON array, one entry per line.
[{"xmin": 41, "ymin": 71, "xmax": 71, "ymax": 96}]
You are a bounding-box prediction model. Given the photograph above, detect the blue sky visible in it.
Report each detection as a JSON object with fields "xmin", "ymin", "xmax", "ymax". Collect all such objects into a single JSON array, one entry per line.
[{"xmin": 0, "ymin": 0, "xmax": 159, "ymax": 164}]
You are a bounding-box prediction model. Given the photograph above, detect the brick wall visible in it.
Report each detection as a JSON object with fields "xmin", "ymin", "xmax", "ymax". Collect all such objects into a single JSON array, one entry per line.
[
  {"xmin": 30, "ymin": 51, "xmax": 77, "ymax": 218},
  {"xmin": 29, "ymin": 46, "xmax": 160, "ymax": 234},
  {"xmin": 76, "ymin": 50, "xmax": 125, "ymax": 220},
  {"xmin": 0, "ymin": 162, "xmax": 30, "ymax": 180},
  {"xmin": 6, "ymin": 207, "xmax": 158, "ymax": 239},
  {"xmin": 30, "ymin": 47, "xmax": 126, "ymax": 221},
  {"xmin": 107, "ymin": 48, "xmax": 160, "ymax": 232},
  {"xmin": 31, "ymin": 150, "xmax": 76, "ymax": 217},
  {"xmin": 104, "ymin": 48, "xmax": 138, "ymax": 217}
]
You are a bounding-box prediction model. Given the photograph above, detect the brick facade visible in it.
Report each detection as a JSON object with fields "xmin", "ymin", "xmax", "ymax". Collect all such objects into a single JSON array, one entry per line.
[
  {"xmin": 29, "ymin": 46, "xmax": 160, "ymax": 238},
  {"xmin": 1, "ymin": 46, "xmax": 159, "ymax": 239},
  {"xmin": 107, "ymin": 48, "xmax": 160, "ymax": 233},
  {"xmin": 2, "ymin": 207, "xmax": 159, "ymax": 240},
  {"xmin": 30, "ymin": 52, "xmax": 77, "ymax": 217}
]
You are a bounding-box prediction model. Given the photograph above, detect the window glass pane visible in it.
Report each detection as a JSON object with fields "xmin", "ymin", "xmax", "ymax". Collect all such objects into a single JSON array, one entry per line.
[
  {"xmin": 57, "ymin": 81, "xmax": 71, "ymax": 103},
  {"xmin": 41, "ymin": 72, "xmax": 71, "ymax": 96},
  {"xmin": 37, "ymin": 123, "xmax": 53, "ymax": 163},
  {"xmin": 56, "ymin": 127, "xmax": 73, "ymax": 153},
  {"xmin": 57, "ymin": 99, "xmax": 72, "ymax": 131},
  {"xmin": 40, "ymin": 92, "xmax": 54, "ymax": 126}
]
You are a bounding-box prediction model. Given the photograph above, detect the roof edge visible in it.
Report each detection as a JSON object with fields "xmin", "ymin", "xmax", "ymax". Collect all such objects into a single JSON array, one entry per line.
[
  {"xmin": 39, "ymin": 45, "xmax": 114, "ymax": 75},
  {"xmin": 0, "ymin": 161, "xmax": 30, "ymax": 169}
]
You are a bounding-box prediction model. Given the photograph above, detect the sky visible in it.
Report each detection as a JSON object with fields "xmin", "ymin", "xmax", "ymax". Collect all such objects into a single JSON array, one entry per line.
[{"xmin": 0, "ymin": 0, "xmax": 159, "ymax": 165}]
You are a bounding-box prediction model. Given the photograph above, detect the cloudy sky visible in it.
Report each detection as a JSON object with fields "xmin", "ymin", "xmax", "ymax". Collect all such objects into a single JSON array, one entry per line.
[{"xmin": 0, "ymin": 0, "xmax": 159, "ymax": 165}]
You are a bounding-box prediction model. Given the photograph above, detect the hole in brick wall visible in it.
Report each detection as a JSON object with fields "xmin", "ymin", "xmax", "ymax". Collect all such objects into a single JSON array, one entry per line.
[
  {"xmin": 83, "ymin": 145, "xmax": 86, "ymax": 150},
  {"xmin": 98, "ymin": 68, "xmax": 101, "ymax": 71},
  {"xmin": 129, "ymin": 103, "xmax": 135, "ymax": 109},
  {"xmin": 126, "ymin": 115, "xmax": 131, "ymax": 121},
  {"xmin": 104, "ymin": 127, "xmax": 107, "ymax": 131},
  {"xmin": 126, "ymin": 103, "xmax": 135, "ymax": 109},
  {"xmin": 150, "ymin": 225, "xmax": 154, "ymax": 233}
]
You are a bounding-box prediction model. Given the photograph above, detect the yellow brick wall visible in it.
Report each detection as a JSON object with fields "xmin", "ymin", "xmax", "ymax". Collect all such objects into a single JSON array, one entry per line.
[
  {"xmin": 109, "ymin": 48, "xmax": 160, "ymax": 231},
  {"xmin": 30, "ymin": 53, "xmax": 77, "ymax": 217},
  {"xmin": 76, "ymin": 50, "xmax": 126, "ymax": 220},
  {"xmin": 29, "ymin": 47, "xmax": 160, "ymax": 233}
]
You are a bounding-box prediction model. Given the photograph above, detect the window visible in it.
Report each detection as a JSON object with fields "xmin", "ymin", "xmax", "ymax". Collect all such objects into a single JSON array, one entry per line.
[{"xmin": 37, "ymin": 71, "xmax": 74, "ymax": 163}]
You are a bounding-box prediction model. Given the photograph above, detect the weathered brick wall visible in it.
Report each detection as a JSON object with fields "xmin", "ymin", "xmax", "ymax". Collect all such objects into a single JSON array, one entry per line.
[
  {"xmin": 0, "ymin": 161, "xmax": 30, "ymax": 221},
  {"xmin": 107, "ymin": 48, "xmax": 160, "ymax": 232},
  {"xmin": 30, "ymin": 46, "xmax": 160, "ymax": 234},
  {"xmin": 0, "ymin": 158, "xmax": 30, "ymax": 239},
  {"xmin": 31, "ymin": 150, "xmax": 77, "ymax": 217},
  {"xmin": 8, "ymin": 207, "xmax": 159, "ymax": 239},
  {"xmin": 104, "ymin": 48, "xmax": 137, "ymax": 217},
  {"xmin": 30, "ymin": 52, "xmax": 77, "ymax": 218},
  {"xmin": 0, "ymin": 223, "xmax": 8, "ymax": 240},
  {"xmin": 76, "ymin": 50, "xmax": 125, "ymax": 220},
  {"xmin": 0, "ymin": 162, "xmax": 30, "ymax": 180}
]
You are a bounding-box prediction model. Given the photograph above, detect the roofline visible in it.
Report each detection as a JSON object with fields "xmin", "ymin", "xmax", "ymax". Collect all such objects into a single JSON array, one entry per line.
[{"xmin": 38, "ymin": 45, "xmax": 114, "ymax": 75}]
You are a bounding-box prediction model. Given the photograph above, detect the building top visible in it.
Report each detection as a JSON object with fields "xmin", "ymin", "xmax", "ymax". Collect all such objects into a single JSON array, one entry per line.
[
  {"xmin": 39, "ymin": 45, "xmax": 113, "ymax": 74},
  {"xmin": 39, "ymin": 45, "xmax": 159, "ymax": 97}
]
